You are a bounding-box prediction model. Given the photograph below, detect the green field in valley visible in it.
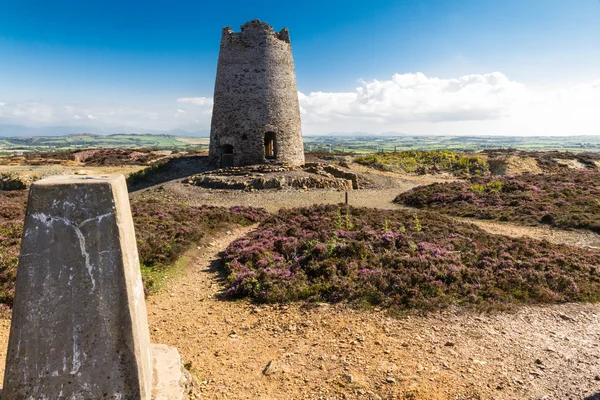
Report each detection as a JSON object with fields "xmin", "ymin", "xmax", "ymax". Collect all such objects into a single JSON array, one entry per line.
[
  {"xmin": 1, "ymin": 133, "xmax": 600, "ymax": 156},
  {"xmin": 0, "ymin": 134, "xmax": 210, "ymax": 155},
  {"xmin": 303, "ymin": 135, "xmax": 600, "ymax": 153}
]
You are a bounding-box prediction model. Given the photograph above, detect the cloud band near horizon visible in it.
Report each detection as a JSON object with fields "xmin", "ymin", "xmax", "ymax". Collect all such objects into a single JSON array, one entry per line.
[{"xmin": 1, "ymin": 72, "xmax": 599, "ymax": 136}]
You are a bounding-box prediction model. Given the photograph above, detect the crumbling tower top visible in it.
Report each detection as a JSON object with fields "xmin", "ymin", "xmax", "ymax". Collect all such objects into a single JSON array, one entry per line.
[{"xmin": 221, "ymin": 19, "xmax": 291, "ymax": 43}]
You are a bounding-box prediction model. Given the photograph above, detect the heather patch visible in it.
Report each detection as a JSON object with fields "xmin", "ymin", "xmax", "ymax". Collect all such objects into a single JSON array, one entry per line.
[
  {"xmin": 0, "ymin": 192, "xmax": 268, "ymax": 305},
  {"xmin": 131, "ymin": 201, "xmax": 267, "ymax": 292},
  {"xmin": 222, "ymin": 205, "xmax": 600, "ymax": 311},
  {"xmin": 355, "ymin": 150, "xmax": 489, "ymax": 176},
  {"xmin": 395, "ymin": 171, "xmax": 600, "ymax": 233}
]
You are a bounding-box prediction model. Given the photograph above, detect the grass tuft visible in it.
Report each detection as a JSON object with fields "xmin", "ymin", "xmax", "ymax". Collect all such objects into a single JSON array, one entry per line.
[{"xmin": 355, "ymin": 150, "xmax": 489, "ymax": 176}]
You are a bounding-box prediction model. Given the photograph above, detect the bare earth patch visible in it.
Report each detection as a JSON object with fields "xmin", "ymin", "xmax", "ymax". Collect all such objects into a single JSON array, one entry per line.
[
  {"xmin": 144, "ymin": 227, "xmax": 600, "ymax": 399},
  {"xmin": 454, "ymin": 217, "xmax": 600, "ymax": 250}
]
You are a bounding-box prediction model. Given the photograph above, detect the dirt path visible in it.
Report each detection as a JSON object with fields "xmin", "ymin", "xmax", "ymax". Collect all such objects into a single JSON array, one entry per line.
[
  {"xmin": 393, "ymin": 204, "xmax": 600, "ymax": 251},
  {"xmin": 145, "ymin": 225, "xmax": 600, "ymax": 400},
  {"xmin": 456, "ymin": 218, "xmax": 600, "ymax": 250}
]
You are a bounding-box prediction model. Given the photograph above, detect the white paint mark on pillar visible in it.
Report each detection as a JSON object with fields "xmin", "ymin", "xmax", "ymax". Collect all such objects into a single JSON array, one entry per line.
[
  {"xmin": 30, "ymin": 212, "xmax": 114, "ymax": 292},
  {"xmin": 70, "ymin": 326, "xmax": 81, "ymax": 375}
]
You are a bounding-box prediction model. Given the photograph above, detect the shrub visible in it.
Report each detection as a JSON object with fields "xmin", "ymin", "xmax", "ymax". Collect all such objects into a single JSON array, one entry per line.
[
  {"xmin": 222, "ymin": 205, "xmax": 600, "ymax": 311},
  {"xmin": 132, "ymin": 200, "xmax": 267, "ymax": 268},
  {"xmin": 486, "ymin": 181, "xmax": 503, "ymax": 191},
  {"xmin": 396, "ymin": 171, "xmax": 600, "ymax": 233},
  {"xmin": 355, "ymin": 150, "xmax": 489, "ymax": 176}
]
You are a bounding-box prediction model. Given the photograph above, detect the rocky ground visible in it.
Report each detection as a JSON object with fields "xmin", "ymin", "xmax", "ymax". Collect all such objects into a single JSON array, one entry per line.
[
  {"xmin": 185, "ymin": 163, "xmax": 365, "ymax": 191},
  {"xmin": 148, "ymin": 226, "xmax": 600, "ymax": 400},
  {"xmin": 482, "ymin": 149, "xmax": 600, "ymax": 176},
  {"xmin": 0, "ymin": 156, "xmax": 599, "ymax": 399},
  {"xmin": 136, "ymin": 163, "xmax": 455, "ymax": 212}
]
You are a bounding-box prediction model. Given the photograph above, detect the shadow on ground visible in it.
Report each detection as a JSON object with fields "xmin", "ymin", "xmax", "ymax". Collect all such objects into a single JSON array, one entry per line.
[
  {"xmin": 127, "ymin": 155, "xmax": 213, "ymax": 191},
  {"xmin": 206, "ymin": 249, "xmax": 235, "ymax": 302}
]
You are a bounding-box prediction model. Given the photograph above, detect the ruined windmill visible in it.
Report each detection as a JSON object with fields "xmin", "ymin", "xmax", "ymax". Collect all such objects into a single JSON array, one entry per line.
[{"xmin": 208, "ymin": 19, "xmax": 305, "ymax": 167}]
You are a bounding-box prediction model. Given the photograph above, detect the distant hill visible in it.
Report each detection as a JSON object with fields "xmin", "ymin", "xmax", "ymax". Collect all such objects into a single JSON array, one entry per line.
[
  {"xmin": 0, "ymin": 124, "xmax": 97, "ymax": 137},
  {"xmin": 0, "ymin": 124, "xmax": 209, "ymax": 138}
]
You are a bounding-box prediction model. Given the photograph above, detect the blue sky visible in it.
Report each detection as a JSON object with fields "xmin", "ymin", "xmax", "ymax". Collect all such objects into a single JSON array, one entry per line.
[{"xmin": 1, "ymin": 0, "xmax": 599, "ymax": 135}]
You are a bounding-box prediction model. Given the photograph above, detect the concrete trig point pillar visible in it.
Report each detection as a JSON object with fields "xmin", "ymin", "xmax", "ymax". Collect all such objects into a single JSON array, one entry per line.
[{"xmin": 3, "ymin": 175, "xmax": 189, "ymax": 399}]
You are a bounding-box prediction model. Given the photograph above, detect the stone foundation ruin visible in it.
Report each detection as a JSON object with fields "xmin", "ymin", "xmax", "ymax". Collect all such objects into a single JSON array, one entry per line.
[{"xmin": 185, "ymin": 163, "xmax": 362, "ymax": 191}]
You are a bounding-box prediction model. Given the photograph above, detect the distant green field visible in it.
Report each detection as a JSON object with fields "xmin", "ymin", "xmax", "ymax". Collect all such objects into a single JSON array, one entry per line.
[
  {"xmin": 1, "ymin": 133, "xmax": 599, "ymax": 156},
  {"xmin": 303, "ymin": 135, "xmax": 600, "ymax": 153},
  {"xmin": 0, "ymin": 134, "xmax": 209, "ymax": 155}
]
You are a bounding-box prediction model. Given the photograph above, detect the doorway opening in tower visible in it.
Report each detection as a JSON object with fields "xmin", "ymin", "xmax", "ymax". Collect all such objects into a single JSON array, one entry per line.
[
  {"xmin": 221, "ymin": 144, "xmax": 234, "ymax": 167},
  {"xmin": 264, "ymin": 132, "xmax": 277, "ymax": 160}
]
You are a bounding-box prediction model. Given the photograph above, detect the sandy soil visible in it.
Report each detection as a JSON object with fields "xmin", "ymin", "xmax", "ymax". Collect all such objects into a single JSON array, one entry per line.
[
  {"xmin": 146, "ymin": 226, "xmax": 600, "ymax": 400},
  {"xmin": 1, "ymin": 163, "xmax": 600, "ymax": 399},
  {"xmin": 454, "ymin": 218, "xmax": 600, "ymax": 250}
]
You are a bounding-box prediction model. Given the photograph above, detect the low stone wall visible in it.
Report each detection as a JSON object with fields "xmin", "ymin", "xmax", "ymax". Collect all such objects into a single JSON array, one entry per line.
[
  {"xmin": 321, "ymin": 165, "xmax": 359, "ymax": 189},
  {"xmin": 191, "ymin": 174, "xmax": 352, "ymax": 191},
  {"xmin": 186, "ymin": 163, "xmax": 361, "ymax": 191}
]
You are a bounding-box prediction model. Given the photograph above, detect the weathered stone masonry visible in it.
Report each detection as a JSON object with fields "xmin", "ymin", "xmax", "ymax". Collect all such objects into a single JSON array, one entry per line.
[{"xmin": 209, "ymin": 19, "xmax": 305, "ymax": 167}]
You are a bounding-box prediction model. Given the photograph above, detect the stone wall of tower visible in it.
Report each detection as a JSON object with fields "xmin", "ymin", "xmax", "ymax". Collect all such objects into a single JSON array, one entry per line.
[{"xmin": 208, "ymin": 19, "xmax": 305, "ymax": 167}]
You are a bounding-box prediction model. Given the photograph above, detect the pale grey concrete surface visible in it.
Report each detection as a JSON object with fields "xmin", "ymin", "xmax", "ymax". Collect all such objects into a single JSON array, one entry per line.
[
  {"xmin": 2, "ymin": 175, "xmax": 189, "ymax": 399},
  {"xmin": 150, "ymin": 344, "xmax": 190, "ymax": 400}
]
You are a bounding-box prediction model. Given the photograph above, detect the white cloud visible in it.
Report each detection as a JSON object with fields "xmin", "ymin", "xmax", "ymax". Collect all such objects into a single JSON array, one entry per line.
[
  {"xmin": 177, "ymin": 97, "xmax": 213, "ymax": 107},
  {"xmin": 299, "ymin": 72, "xmax": 530, "ymax": 126},
  {"xmin": 0, "ymin": 100, "xmax": 213, "ymax": 132},
  {"xmin": 1, "ymin": 73, "xmax": 599, "ymax": 135},
  {"xmin": 297, "ymin": 72, "xmax": 600, "ymax": 135}
]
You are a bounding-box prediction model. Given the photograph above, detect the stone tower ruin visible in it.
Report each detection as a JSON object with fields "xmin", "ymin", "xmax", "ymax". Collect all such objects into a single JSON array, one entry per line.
[{"xmin": 209, "ymin": 19, "xmax": 305, "ymax": 167}]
